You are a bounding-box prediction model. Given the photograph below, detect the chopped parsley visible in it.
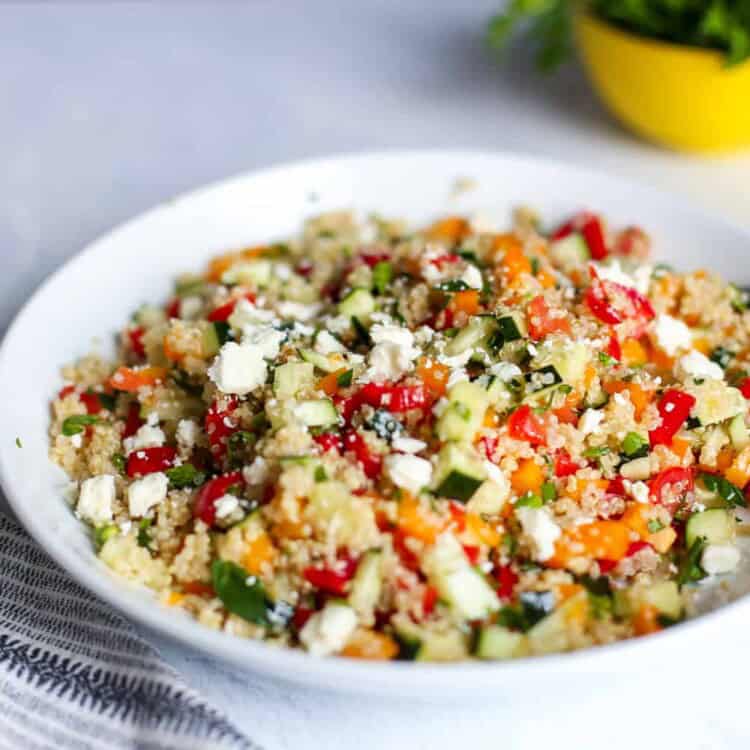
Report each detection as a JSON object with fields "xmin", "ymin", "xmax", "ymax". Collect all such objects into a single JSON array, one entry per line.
[{"xmin": 61, "ymin": 414, "xmax": 100, "ymax": 436}]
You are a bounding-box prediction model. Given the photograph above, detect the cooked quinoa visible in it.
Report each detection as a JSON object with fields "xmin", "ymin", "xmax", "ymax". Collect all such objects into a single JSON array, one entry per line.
[{"xmin": 49, "ymin": 208, "xmax": 750, "ymax": 661}]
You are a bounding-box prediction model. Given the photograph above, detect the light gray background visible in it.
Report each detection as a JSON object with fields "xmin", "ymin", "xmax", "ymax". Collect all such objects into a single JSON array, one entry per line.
[{"xmin": 2, "ymin": 3, "xmax": 749, "ymax": 749}]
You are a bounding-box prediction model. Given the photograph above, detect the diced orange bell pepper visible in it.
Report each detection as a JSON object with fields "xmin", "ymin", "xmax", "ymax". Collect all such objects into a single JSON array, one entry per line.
[
  {"xmin": 692, "ymin": 337, "xmax": 711, "ymax": 356},
  {"xmin": 241, "ymin": 532, "xmax": 277, "ymax": 575},
  {"xmin": 536, "ymin": 267, "xmax": 557, "ymax": 289},
  {"xmin": 511, "ymin": 458, "xmax": 545, "ymax": 496},
  {"xmin": 604, "ymin": 381, "xmax": 652, "ymax": 420},
  {"xmin": 565, "ymin": 477, "xmax": 609, "ymax": 503},
  {"xmin": 670, "ymin": 437, "xmax": 692, "ymax": 461},
  {"xmin": 425, "ymin": 216, "xmax": 469, "ymax": 243},
  {"xmin": 466, "ymin": 513, "xmax": 502, "ymax": 547},
  {"xmin": 108, "ymin": 366, "xmax": 168, "ymax": 392},
  {"xmin": 632, "ymin": 604, "xmax": 661, "ymax": 636},
  {"xmin": 483, "ymin": 409, "xmax": 500, "ymax": 428},
  {"xmin": 549, "ymin": 520, "xmax": 631, "ymax": 568},
  {"xmin": 725, "ymin": 446, "xmax": 750, "ymax": 489},
  {"xmin": 499, "ymin": 243, "xmax": 532, "ymax": 280},
  {"xmin": 491, "ymin": 232, "xmax": 523, "ymax": 258},
  {"xmin": 341, "ymin": 629, "xmax": 399, "ymax": 660},
  {"xmin": 397, "ymin": 495, "xmax": 445, "ymax": 544},
  {"xmin": 621, "ymin": 503, "xmax": 650, "ymax": 538},
  {"xmin": 449, "ymin": 289, "xmax": 480, "ymax": 316},
  {"xmin": 318, "ymin": 368, "xmax": 348, "ymax": 397},
  {"xmin": 556, "ymin": 582, "xmax": 584, "ymax": 603},
  {"xmin": 621, "ymin": 338, "xmax": 648, "ymax": 367},
  {"xmin": 417, "ymin": 358, "xmax": 450, "ymax": 397},
  {"xmin": 166, "ymin": 592, "xmax": 185, "ymax": 606}
]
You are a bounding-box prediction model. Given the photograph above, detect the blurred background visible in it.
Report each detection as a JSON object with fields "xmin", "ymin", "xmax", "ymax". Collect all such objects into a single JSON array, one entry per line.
[{"xmin": 3, "ymin": 2, "xmax": 750, "ymax": 748}]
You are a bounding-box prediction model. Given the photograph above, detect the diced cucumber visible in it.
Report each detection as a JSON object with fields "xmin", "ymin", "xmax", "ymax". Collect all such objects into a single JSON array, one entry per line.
[
  {"xmin": 496, "ymin": 312, "xmax": 526, "ymax": 342},
  {"xmin": 687, "ymin": 381, "xmax": 746, "ymax": 426},
  {"xmin": 533, "ymin": 341, "xmax": 589, "ymax": 388},
  {"xmin": 175, "ymin": 274, "xmax": 206, "ymax": 297},
  {"xmin": 685, "ymin": 508, "xmax": 735, "ymax": 548},
  {"xmin": 415, "ymin": 631, "xmax": 468, "ymax": 662},
  {"xmin": 134, "ymin": 304, "xmax": 167, "ymax": 328},
  {"xmin": 475, "ymin": 626, "xmax": 528, "ymax": 660},
  {"xmin": 433, "ymin": 444, "xmax": 486, "ymax": 502},
  {"xmin": 221, "ymin": 259, "xmax": 273, "ymax": 287},
  {"xmin": 436, "ymin": 381, "xmax": 489, "ymax": 443},
  {"xmin": 444, "ymin": 316, "xmax": 497, "ymax": 357},
  {"xmin": 279, "ymin": 455, "xmax": 320, "ymax": 469},
  {"xmin": 348, "ymin": 550, "xmax": 382, "ymax": 619},
  {"xmin": 422, "ymin": 534, "xmax": 500, "ymax": 621},
  {"xmin": 338, "ymin": 288, "xmax": 375, "ymax": 318},
  {"xmin": 202, "ymin": 321, "xmax": 230, "ymax": 357},
  {"xmin": 274, "ymin": 362, "xmax": 315, "ymax": 399},
  {"xmin": 307, "ymin": 481, "xmax": 378, "ymax": 547},
  {"xmin": 640, "ymin": 581, "xmax": 683, "ymax": 620},
  {"xmin": 549, "ymin": 233, "xmax": 589, "ymax": 269},
  {"xmin": 299, "ymin": 348, "xmax": 340, "ymax": 373},
  {"xmin": 293, "ymin": 398, "xmax": 339, "ymax": 427},
  {"xmin": 526, "ymin": 591, "xmax": 587, "ymax": 655},
  {"xmin": 729, "ymin": 414, "xmax": 750, "ymax": 451},
  {"xmin": 466, "ymin": 478, "xmax": 510, "ymax": 515},
  {"xmin": 523, "ymin": 364, "xmax": 563, "ymax": 404}
]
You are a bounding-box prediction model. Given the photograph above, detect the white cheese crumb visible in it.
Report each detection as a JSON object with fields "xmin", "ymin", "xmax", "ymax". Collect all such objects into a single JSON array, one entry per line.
[
  {"xmin": 176, "ymin": 419, "xmax": 199, "ymax": 452},
  {"xmin": 77, "ymin": 475, "xmax": 116, "ymax": 525},
  {"xmin": 242, "ymin": 456, "xmax": 269, "ymax": 485},
  {"xmin": 446, "ymin": 368, "xmax": 469, "ymax": 389},
  {"xmin": 437, "ymin": 349, "xmax": 473, "ymax": 368},
  {"xmin": 578, "ymin": 408, "xmax": 604, "ymax": 436},
  {"xmin": 625, "ymin": 479, "xmax": 651, "ymax": 504},
  {"xmin": 276, "ymin": 300, "xmax": 321, "ymax": 321},
  {"xmin": 241, "ymin": 324, "xmax": 286, "ymax": 360},
  {"xmin": 365, "ymin": 324, "xmax": 420, "ymax": 382},
  {"xmin": 227, "ymin": 298, "xmax": 277, "ymax": 329},
  {"xmin": 124, "ymin": 424, "xmax": 165, "ymax": 455},
  {"xmin": 315, "ymin": 330, "xmax": 346, "ymax": 355},
  {"xmin": 515, "ymin": 507, "xmax": 561, "ymax": 562},
  {"xmin": 677, "ymin": 350, "xmax": 724, "ymax": 381},
  {"xmin": 654, "ymin": 314, "xmax": 692, "ymax": 356},
  {"xmin": 127, "ymin": 472, "xmax": 169, "ymax": 517},
  {"xmin": 300, "ymin": 603, "xmax": 358, "ymax": 657},
  {"xmin": 214, "ymin": 494, "xmax": 240, "ymax": 519},
  {"xmin": 460, "ymin": 264, "xmax": 483, "ymax": 290},
  {"xmin": 489, "ymin": 362, "xmax": 523, "ymax": 381},
  {"xmin": 70, "ymin": 433, "xmax": 83, "ymax": 449},
  {"xmin": 208, "ymin": 341, "xmax": 268, "ymax": 395},
  {"xmin": 701, "ymin": 544, "xmax": 741, "ymax": 575},
  {"xmin": 391, "ymin": 436, "xmax": 427, "ymax": 454},
  {"xmin": 384, "ymin": 454, "xmax": 433, "ymax": 495}
]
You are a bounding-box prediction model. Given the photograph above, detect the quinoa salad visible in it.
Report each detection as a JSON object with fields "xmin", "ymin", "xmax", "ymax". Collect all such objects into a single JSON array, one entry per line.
[{"xmin": 49, "ymin": 208, "xmax": 750, "ymax": 662}]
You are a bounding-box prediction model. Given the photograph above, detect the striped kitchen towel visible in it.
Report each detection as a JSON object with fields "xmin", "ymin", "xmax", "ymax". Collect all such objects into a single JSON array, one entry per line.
[{"xmin": 0, "ymin": 513, "xmax": 257, "ymax": 750}]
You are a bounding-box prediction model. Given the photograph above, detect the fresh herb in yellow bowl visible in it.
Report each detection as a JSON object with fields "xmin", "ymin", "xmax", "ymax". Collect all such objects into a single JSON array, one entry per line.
[{"xmin": 489, "ymin": 1, "xmax": 750, "ymax": 153}]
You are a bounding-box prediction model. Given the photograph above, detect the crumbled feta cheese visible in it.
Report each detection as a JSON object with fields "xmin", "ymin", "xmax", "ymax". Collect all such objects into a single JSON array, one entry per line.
[
  {"xmin": 593, "ymin": 260, "xmax": 637, "ymax": 291},
  {"xmin": 127, "ymin": 472, "xmax": 169, "ymax": 517},
  {"xmin": 437, "ymin": 349, "xmax": 473, "ymax": 368},
  {"xmin": 391, "ymin": 436, "xmax": 427, "ymax": 454},
  {"xmin": 176, "ymin": 419, "xmax": 199, "ymax": 452},
  {"xmin": 489, "ymin": 362, "xmax": 523, "ymax": 381},
  {"xmin": 413, "ymin": 326, "xmax": 435, "ymax": 346},
  {"xmin": 146, "ymin": 412, "xmax": 160, "ymax": 426},
  {"xmin": 243, "ymin": 456, "xmax": 269, "ymax": 485},
  {"xmin": 299, "ymin": 603, "xmax": 358, "ymax": 657},
  {"xmin": 77, "ymin": 475, "xmax": 116, "ymax": 525},
  {"xmin": 633, "ymin": 265, "xmax": 653, "ymax": 295},
  {"xmin": 446, "ymin": 368, "xmax": 469, "ymax": 389},
  {"xmin": 208, "ymin": 341, "xmax": 268, "ymax": 395},
  {"xmin": 124, "ymin": 424, "xmax": 165, "ymax": 455},
  {"xmin": 325, "ymin": 315, "xmax": 352, "ymax": 335},
  {"xmin": 227, "ymin": 298, "xmax": 277, "ymax": 329},
  {"xmin": 384, "ymin": 454, "xmax": 433, "ymax": 495},
  {"xmin": 274, "ymin": 263, "xmax": 292, "ymax": 281},
  {"xmin": 460, "ymin": 265, "xmax": 483, "ymax": 290},
  {"xmin": 701, "ymin": 544, "xmax": 741, "ymax": 575},
  {"xmin": 179, "ymin": 295, "xmax": 203, "ymax": 320},
  {"xmin": 314, "ymin": 330, "xmax": 346, "ymax": 355},
  {"xmin": 242, "ymin": 325, "xmax": 286, "ymax": 360},
  {"xmin": 678, "ymin": 350, "xmax": 724, "ymax": 381},
  {"xmin": 71, "ymin": 433, "xmax": 83, "ymax": 449},
  {"xmin": 365, "ymin": 324, "xmax": 420, "ymax": 382},
  {"xmin": 625, "ymin": 479, "xmax": 650, "ymax": 504},
  {"xmin": 482, "ymin": 460, "xmax": 505, "ymax": 485},
  {"xmin": 276, "ymin": 301, "xmax": 321, "ymax": 321},
  {"xmin": 654, "ymin": 314, "xmax": 692, "ymax": 356},
  {"xmin": 578, "ymin": 408, "xmax": 604, "ymax": 436},
  {"xmin": 214, "ymin": 494, "xmax": 240, "ymax": 519},
  {"xmin": 515, "ymin": 507, "xmax": 561, "ymax": 562}
]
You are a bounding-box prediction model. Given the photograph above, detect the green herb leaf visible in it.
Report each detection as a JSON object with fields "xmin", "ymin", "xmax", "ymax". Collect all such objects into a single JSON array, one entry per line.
[
  {"xmin": 112, "ymin": 453, "xmax": 127, "ymax": 474},
  {"xmin": 583, "ymin": 446, "xmax": 610, "ymax": 459},
  {"xmin": 62, "ymin": 414, "xmax": 100, "ymax": 436},
  {"xmin": 15, "ymin": 437, "xmax": 22, "ymax": 449},
  {"xmin": 351, "ymin": 316, "xmax": 372, "ymax": 347},
  {"xmin": 137, "ymin": 518, "xmax": 152, "ymax": 549},
  {"xmin": 211, "ymin": 559, "xmax": 271, "ymax": 626},
  {"xmin": 541, "ymin": 481, "xmax": 557, "ymax": 503},
  {"xmin": 94, "ymin": 524, "xmax": 119, "ymax": 550},
  {"xmin": 598, "ymin": 351, "xmax": 616, "ymax": 366},
  {"xmin": 372, "ymin": 261, "xmax": 393, "ymax": 295},
  {"xmin": 436, "ymin": 279, "xmax": 470, "ymax": 293},
  {"xmin": 516, "ymin": 492, "xmax": 543, "ymax": 509},
  {"xmin": 700, "ymin": 472, "xmax": 747, "ymax": 507},
  {"xmin": 336, "ymin": 369, "xmax": 354, "ymax": 388},
  {"xmin": 677, "ymin": 536, "xmax": 708, "ymax": 586},
  {"xmin": 166, "ymin": 463, "xmax": 207, "ymax": 489},
  {"xmin": 314, "ymin": 465, "xmax": 328, "ymax": 483},
  {"xmin": 710, "ymin": 346, "xmax": 734, "ymax": 369},
  {"xmin": 622, "ymin": 431, "xmax": 649, "ymax": 459}
]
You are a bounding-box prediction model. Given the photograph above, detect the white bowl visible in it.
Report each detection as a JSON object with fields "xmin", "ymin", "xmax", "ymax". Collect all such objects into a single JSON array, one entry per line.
[{"xmin": 2, "ymin": 150, "xmax": 750, "ymax": 697}]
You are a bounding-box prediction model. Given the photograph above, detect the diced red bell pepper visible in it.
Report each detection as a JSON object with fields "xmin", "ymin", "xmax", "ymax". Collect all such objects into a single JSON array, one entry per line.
[
  {"xmin": 607, "ymin": 334, "xmax": 622, "ymax": 362},
  {"xmin": 607, "ymin": 475, "xmax": 627, "ymax": 496},
  {"xmin": 463, "ymin": 545, "xmax": 480, "ymax": 565},
  {"xmin": 738, "ymin": 377, "xmax": 750, "ymax": 399},
  {"xmin": 508, "ymin": 404, "xmax": 547, "ymax": 446},
  {"xmin": 303, "ymin": 556, "xmax": 358, "ymax": 596},
  {"xmin": 193, "ymin": 471, "xmax": 244, "ymax": 526},
  {"xmin": 495, "ymin": 564, "xmax": 518, "ymax": 599},
  {"xmin": 422, "ymin": 586, "xmax": 439, "ymax": 616},
  {"xmin": 429, "ymin": 253, "xmax": 460, "ymax": 269},
  {"xmin": 615, "ymin": 226, "xmax": 651, "ymax": 258},
  {"xmin": 205, "ymin": 397, "xmax": 239, "ymax": 459},
  {"xmin": 649, "ymin": 467, "xmax": 694, "ymax": 513},
  {"xmin": 359, "ymin": 382, "xmax": 428, "ymax": 413},
  {"xmin": 295, "ymin": 259, "xmax": 313, "ymax": 278},
  {"xmin": 554, "ymin": 450, "xmax": 581, "ymax": 478},
  {"xmin": 165, "ymin": 298, "xmax": 181, "ymax": 319},
  {"xmin": 343, "ymin": 430, "xmax": 382, "ymax": 479},
  {"xmin": 123, "ymin": 401, "xmax": 144, "ymax": 438},
  {"xmin": 207, "ymin": 293, "xmax": 257, "ymax": 323},
  {"xmin": 527, "ymin": 295, "xmax": 570, "ymax": 341},
  {"xmin": 649, "ymin": 390, "xmax": 696, "ymax": 447},
  {"xmin": 585, "ymin": 271, "xmax": 655, "ymax": 328},
  {"xmin": 314, "ymin": 432, "xmax": 343, "ymax": 454},
  {"xmin": 597, "ymin": 559, "xmax": 618, "ymax": 574},
  {"xmin": 360, "ymin": 250, "xmax": 391, "ymax": 268},
  {"xmin": 80, "ymin": 391, "xmax": 103, "ymax": 415},
  {"xmin": 552, "ymin": 212, "xmax": 609, "ymax": 261},
  {"xmin": 393, "ymin": 529, "xmax": 421, "ymax": 571},
  {"xmin": 126, "ymin": 446, "xmax": 176, "ymax": 477},
  {"xmin": 625, "ymin": 540, "xmax": 652, "ymax": 557},
  {"xmin": 478, "ymin": 435, "xmax": 499, "ymax": 461},
  {"xmin": 449, "ymin": 502, "xmax": 467, "ymax": 532},
  {"xmin": 128, "ymin": 327, "xmax": 146, "ymax": 358},
  {"xmin": 292, "ymin": 606, "xmax": 315, "ymax": 631}
]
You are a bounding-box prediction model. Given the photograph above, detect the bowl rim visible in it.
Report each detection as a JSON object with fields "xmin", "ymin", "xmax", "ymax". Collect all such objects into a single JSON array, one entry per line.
[
  {"xmin": 576, "ymin": 8, "xmax": 748, "ymax": 67},
  {"xmin": 3, "ymin": 147, "xmax": 750, "ymax": 692}
]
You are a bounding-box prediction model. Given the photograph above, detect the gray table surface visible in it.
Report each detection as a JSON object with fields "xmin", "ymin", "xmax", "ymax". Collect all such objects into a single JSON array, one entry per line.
[{"xmin": 2, "ymin": 3, "xmax": 750, "ymax": 748}]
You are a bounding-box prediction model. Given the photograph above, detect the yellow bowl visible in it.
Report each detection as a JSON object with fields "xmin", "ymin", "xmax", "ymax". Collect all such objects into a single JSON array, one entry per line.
[{"xmin": 574, "ymin": 12, "xmax": 750, "ymax": 153}]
